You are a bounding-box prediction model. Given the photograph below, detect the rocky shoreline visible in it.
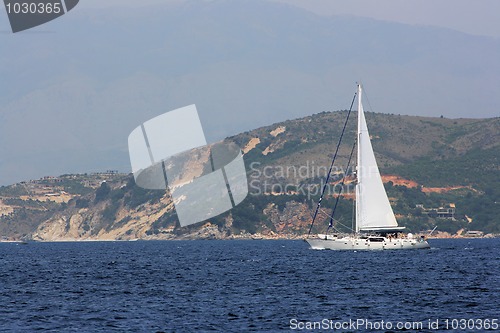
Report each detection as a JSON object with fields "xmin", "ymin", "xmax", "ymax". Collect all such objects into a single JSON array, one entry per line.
[{"xmin": 2, "ymin": 232, "xmax": 497, "ymax": 243}]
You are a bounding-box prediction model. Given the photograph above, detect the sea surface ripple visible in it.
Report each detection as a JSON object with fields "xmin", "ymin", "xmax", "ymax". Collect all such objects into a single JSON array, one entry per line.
[{"xmin": 0, "ymin": 238, "xmax": 498, "ymax": 332}]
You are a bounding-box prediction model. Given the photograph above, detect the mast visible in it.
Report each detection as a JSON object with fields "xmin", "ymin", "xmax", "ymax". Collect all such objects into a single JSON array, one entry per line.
[{"xmin": 355, "ymin": 84, "xmax": 362, "ymax": 233}]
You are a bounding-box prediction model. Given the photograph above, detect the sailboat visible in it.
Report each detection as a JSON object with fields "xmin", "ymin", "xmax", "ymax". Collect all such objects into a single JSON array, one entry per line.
[{"xmin": 306, "ymin": 84, "xmax": 430, "ymax": 250}]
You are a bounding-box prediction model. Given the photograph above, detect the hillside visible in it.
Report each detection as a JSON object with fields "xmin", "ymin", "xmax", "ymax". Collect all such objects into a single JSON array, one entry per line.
[
  {"xmin": 2, "ymin": 0, "xmax": 500, "ymax": 185},
  {"xmin": 0, "ymin": 112, "xmax": 498, "ymax": 241}
]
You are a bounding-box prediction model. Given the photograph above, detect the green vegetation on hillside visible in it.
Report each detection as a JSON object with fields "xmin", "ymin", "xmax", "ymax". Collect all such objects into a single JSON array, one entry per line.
[
  {"xmin": 0, "ymin": 112, "xmax": 498, "ymax": 240},
  {"xmin": 384, "ymin": 146, "xmax": 499, "ymax": 232}
]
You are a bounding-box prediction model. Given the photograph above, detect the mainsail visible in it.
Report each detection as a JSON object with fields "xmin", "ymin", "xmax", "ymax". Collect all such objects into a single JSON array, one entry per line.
[{"xmin": 355, "ymin": 85, "xmax": 399, "ymax": 232}]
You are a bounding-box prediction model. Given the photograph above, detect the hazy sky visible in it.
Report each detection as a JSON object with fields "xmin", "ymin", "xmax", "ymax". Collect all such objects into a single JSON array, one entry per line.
[
  {"xmin": 83, "ymin": 0, "xmax": 500, "ymax": 38},
  {"xmin": 1, "ymin": 0, "xmax": 498, "ymax": 184}
]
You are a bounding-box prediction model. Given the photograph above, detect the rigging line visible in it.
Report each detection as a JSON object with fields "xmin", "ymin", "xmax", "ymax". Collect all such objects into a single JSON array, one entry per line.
[
  {"xmin": 307, "ymin": 91, "xmax": 357, "ymax": 236},
  {"xmin": 363, "ymin": 86, "xmax": 376, "ymax": 114},
  {"xmin": 327, "ymin": 138, "xmax": 357, "ymax": 228},
  {"xmin": 318, "ymin": 207, "xmax": 334, "ymax": 220},
  {"xmin": 323, "ymin": 214, "xmax": 354, "ymax": 233},
  {"xmin": 330, "ymin": 220, "xmax": 355, "ymax": 233},
  {"xmin": 333, "ymin": 218, "xmax": 355, "ymax": 232},
  {"xmin": 326, "ymin": 214, "xmax": 355, "ymax": 233},
  {"xmin": 320, "ymin": 210, "xmax": 354, "ymax": 232},
  {"xmin": 319, "ymin": 210, "xmax": 354, "ymax": 233},
  {"xmin": 320, "ymin": 211, "xmax": 354, "ymax": 234}
]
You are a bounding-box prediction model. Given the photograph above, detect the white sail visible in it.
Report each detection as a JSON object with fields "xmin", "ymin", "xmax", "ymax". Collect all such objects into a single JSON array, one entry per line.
[{"xmin": 355, "ymin": 85, "xmax": 399, "ymax": 232}]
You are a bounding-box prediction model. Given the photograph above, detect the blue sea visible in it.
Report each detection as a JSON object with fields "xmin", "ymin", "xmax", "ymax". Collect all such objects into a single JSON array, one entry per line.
[{"xmin": 0, "ymin": 238, "xmax": 498, "ymax": 332}]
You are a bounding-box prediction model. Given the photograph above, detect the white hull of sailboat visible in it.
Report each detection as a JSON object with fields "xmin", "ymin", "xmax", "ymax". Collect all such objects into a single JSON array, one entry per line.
[{"xmin": 306, "ymin": 236, "xmax": 430, "ymax": 251}]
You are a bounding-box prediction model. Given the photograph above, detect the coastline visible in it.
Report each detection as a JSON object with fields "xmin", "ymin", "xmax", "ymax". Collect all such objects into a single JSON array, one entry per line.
[{"xmin": 1, "ymin": 233, "xmax": 497, "ymax": 243}]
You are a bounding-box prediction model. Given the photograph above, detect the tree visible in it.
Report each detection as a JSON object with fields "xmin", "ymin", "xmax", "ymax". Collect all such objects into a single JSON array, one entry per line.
[{"xmin": 94, "ymin": 182, "xmax": 110, "ymax": 203}]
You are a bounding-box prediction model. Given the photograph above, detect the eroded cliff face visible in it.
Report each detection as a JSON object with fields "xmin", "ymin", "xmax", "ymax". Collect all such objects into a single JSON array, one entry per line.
[
  {"xmin": 264, "ymin": 201, "xmax": 311, "ymax": 234},
  {"xmin": 30, "ymin": 182, "xmax": 178, "ymax": 241},
  {"xmin": 33, "ymin": 201, "xmax": 174, "ymax": 241},
  {"xmin": 4, "ymin": 171, "xmax": 309, "ymax": 241}
]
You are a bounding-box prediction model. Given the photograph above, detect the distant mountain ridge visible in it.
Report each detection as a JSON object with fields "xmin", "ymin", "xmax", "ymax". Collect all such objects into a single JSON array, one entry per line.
[
  {"xmin": 1, "ymin": 0, "xmax": 500, "ymax": 184},
  {"xmin": 1, "ymin": 111, "xmax": 498, "ymax": 241}
]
